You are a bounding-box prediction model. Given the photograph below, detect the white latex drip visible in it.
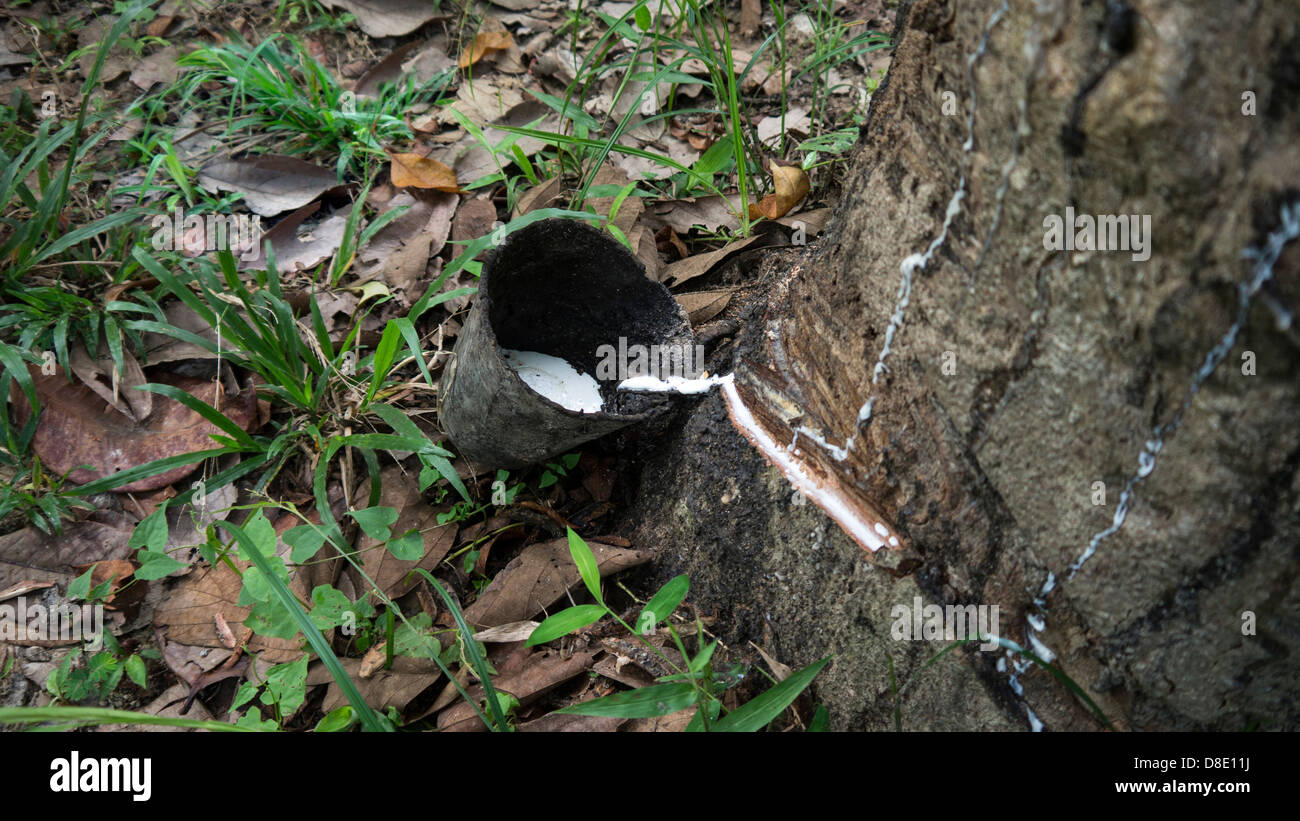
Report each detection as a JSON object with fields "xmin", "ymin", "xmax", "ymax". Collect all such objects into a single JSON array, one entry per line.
[{"xmin": 617, "ymin": 374, "xmax": 733, "ymax": 394}]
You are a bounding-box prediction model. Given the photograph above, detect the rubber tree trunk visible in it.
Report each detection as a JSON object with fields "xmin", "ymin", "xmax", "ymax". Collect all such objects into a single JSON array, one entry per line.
[{"xmin": 621, "ymin": 0, "xmax": 1300, "ymax": 730}]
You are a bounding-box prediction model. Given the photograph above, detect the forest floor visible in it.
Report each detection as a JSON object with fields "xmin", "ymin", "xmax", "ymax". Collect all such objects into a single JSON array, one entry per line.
[{"xmin": 0, "ymin": 0, "xmax": 892, "ymax": 732}]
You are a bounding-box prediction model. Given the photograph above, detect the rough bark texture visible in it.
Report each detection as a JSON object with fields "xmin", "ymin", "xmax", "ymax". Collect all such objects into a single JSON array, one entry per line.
[{"xmin": 620, "ymin": 0, "xmax": 1300, "ymax": 730}]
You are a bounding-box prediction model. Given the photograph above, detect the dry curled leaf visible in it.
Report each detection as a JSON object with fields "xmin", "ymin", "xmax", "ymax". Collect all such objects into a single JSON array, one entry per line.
[
  {"xmin": 458, "ymin": 31, "xmax": 513, "ymax": 68},
  {"xmin": 749, "ymin": 163, "xmax": 810, "ymax": 220},
  {"xmin": 388, "ymin": 150, "xmax": 461, "ymax": 191}
]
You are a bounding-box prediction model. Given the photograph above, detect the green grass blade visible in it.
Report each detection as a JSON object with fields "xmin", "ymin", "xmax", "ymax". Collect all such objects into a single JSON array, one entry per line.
[{"xmin": 711, "ymin": 655, "xmax": 830, "ymax": 732}]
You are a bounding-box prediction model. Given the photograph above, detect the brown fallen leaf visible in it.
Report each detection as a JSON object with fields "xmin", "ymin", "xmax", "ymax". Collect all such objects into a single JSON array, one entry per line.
[
  {"xmin": 68, "ymin": 343, "xmax": 151, "ymax": 423},
  {"xmin": 451, "ymin": 197, "xmax": 498, "ymax": 244},
  {"xmin": 750, "ymin": 640, "xmax": 792, "ymax": 682},
  {"xmin": 517, "ymin": 713, "xmax": 628, "ymax": 732},
  {"xmin": 389, "ymin": 150, "xmax": 461, "ymax": 192},
  {"xmin": 153, "ymin": 512, "xmax": 332, "ymax": 666},
  {"xmin": 513, "ymin": 176, "xmax": 564, "ymax": 217},
  {"xmin": 623, "ymin": 707, "xmax": 697, "ymax": 732},
  {"xmin": 354, "ymin": 41, "xmax": 424, "ymax": 98},
  {"xmin": 159, "ymin": 635, "xmax": 233, "ymax": 687},
  {"xmin": 307, "ymin": 656, "xmax": 443, "ymax": 716},
  {"xmin": 458, "ymin": 31, "xmax": 514, "ymax": 69},
  {"xmin": 471, "ymin": 620, "xmax": 540, "ymax": 643},
  {"xmin": 213, "ymin": 612, "xmax": 238, "ymax": 650},
  {"xmin": 237, "ymin": 201, "xmax": 347, "ymax": 273},
  {"xmin": 77, "ymin": 16, "xmax": 128, "ymax": 84},
  {"xmin": 658, "ymin": 230, "xmax": 788, "ymax": 287},
  {"xmin": 13, "ymin": 368, "xmax": 259, "ymax": 493},
  {"xmin": 196, "ymin": 155, "xmax": 339, "ymax": 217},
  {"xmin": 164, "ymin": 482, "xmax": 238, "ymax": 557},
  {"xmin": 436, "ymin": 650, "xmax": 595, "ymax": 731},
  {"xmin": 435, "ymin": 98, "xmax": 558, "ymax": 186},
  {"xmin": 630, "ymin": 224, "xmax": 661, "ymax": 280},
  {"xmin": 318, "ymin": 0, "xmax": 443, "ymax": 37},
  {"xmin": 0, "ymin": 520, "xmax": 134, "ymax": 593},
  {"xmin": 145, "ymin": 15, "xmax": 177, "ymax": 37},
  {"xmin": 586, "ymin": 164, "xmax": 644, "ymax": 239},
  {"xmin": 355, "ymin": 191, "xmax": 458, "ymax": 294},
  {"xmin": 140, "ymin": 302, "xmax": 220, "ymax": 365},
  {"xmin": 98, "ymin": 684, "xmax": 218, "ymax": 732},
  {"xmin": 642, "ymin": 195, "xmax": 743, "ymax": 234},
  {"xmin": 358, "ymin": 642, "xmax": 387, "ymax": 678},
  {"xmin": 675, "ymin": 289, "xmax": 732, "ymax": 325},
  {"xmin": 462, "ymin": 538, "xmax": 651, "ymax": 629},
  {"xmin": 180, "ymin": 657, "xmax": 249, "ymax": 716},
  {"xmin": 357, "ymin": 466, "xmax": 458, "ymax": 600},
  {"xmin": 741, "ymin": 0, "xmax": 761, "ymax": 37},
  {"xmin": 0, "ymin": 580, "xmax": 55, "ymax": 602},
  {"xmin": 593, "ymin": 654, "xmax": 657, "ymax": 690},
  {"xmin": 755, "ymin": 107, "xmax": 812, "ymax": 146},
  {"xmin": 748, "ymin": 163, "xmax": 810, "ymax": 220},
  {"xmin": 129, "ymin": 46, "xmax": 181, "ymax": 90},
  {"xmin": 774, "ymin": 206, "xmax": 833, "ymax": 236}
]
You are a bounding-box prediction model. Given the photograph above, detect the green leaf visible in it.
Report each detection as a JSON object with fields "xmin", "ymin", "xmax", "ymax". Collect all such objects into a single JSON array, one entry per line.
[
  {"xmin": 134, "ymin": 550, "xmax": 185, "ymax": 581},
  {"xmin": 128, "ymin": 508, "xmax": 168, "ymax": 553},
  {"xmin": 265, "ymin": 656, "xmax": 308, "ymax": 716},
  {"xmin": 392, "ymin": 612, "xmax": 440, "ymax": 660},
  {"xmin": 236, "ymin": 509, "xmax": 277, "ymax": 560},
  {"xmin": 387, "ymin": 529, "xmax": 424, "ymax": 561},
  {"xmin": 68, "ymin": 567, "xmax": 94, "ymax": 600},
  {"xmin": 348, "ymin": 506, "xmax": 398, "ymax": 541},
  {"xmin": 284, "ymin": 525, "xmax": 327, "ymax": 563},
  {"xmin": 689, "ymin": 640, "xmax": 718, "ymax": 675},
  {"xmin": 634, "ymin": 2, "xmax": 652, "ymax": 30},
  {"xmin": 124, "ymin": 655, "xmax": 147, "ymax": 689},
  {"xmin": 365, "ymin": 320, "xmax": 401, "ymax": 405},
  {"xmin": 638, "ymin": 574, "xmax": 688, "ymax": 633},
  {"xmin": 692, "ymin": 135, "xmax": 735, "ymax": 178},
  {"xmin": 236, "ymin": 710, "xmax": 280, "ymax": 731},
  {"xmin": 526, "ymin": 604, "xmax": 606, "ymax": 646},
  {"xmin": 231, "ymin": 680, "xmax": 259, "ymax": 712},
  {"xmin": 808, "ymin": 704, "xmax": 830, "ymax": 732},
  {"xmin": 422, "ymin": 452, "xmax": 470, "ymax": 503},
  {"xmin": 245, "ymin": 598, "xmax": 299, "ymax": 639},
  {"xmin": 567, "ymin": 527, "xmax": 602, "ymax": 603},
  {"xmin": 308, "ymin": 585, "xmax": 353, "ymax": 630},
  {"xmin": 556, "ymin": 683, "xmax": 697, "ymax": 718},
  {"xmin": 685, "ymin": 698, "xmax": 722, "ymax": 731},
  {"xmin": 238, "ymin": 556, "xmax": 289, "ymax": 605},
  {"xmin": 314, "ymin": 705, "xmax": 358, "ymax": 732},
  {"xmin": 711, "ymin": 656, "xmax": 830, "ymax": 732}
]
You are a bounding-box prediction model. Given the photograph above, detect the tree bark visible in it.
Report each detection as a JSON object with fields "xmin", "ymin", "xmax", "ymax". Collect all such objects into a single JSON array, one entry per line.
[{"xmin": 621, "ymin": 0, "xmax": 1300, "ymax": 730}]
